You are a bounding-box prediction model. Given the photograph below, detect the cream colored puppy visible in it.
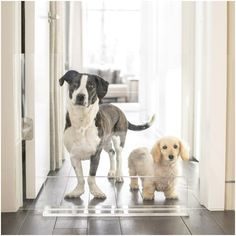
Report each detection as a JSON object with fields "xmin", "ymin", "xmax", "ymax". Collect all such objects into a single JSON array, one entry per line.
[{"xmin": 128, "ymin": 137, "xmax": 189, "ymax": 200}]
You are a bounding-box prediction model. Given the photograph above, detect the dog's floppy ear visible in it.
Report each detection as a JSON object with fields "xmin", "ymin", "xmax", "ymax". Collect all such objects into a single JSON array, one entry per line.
[
  {"xmin": 179, "ymin": 140, "xmax": 190, "ymax": 161},
  {"xmin": 95, "ymin": 75, "xmax": 109, "ymax": 101},
  {"xmin": 59, "ymin": 70, "xmax": 79, "ymax": 86},
  {"xmin": 151, "ymin": 141, "xmax": 161, "ymax": 163}
]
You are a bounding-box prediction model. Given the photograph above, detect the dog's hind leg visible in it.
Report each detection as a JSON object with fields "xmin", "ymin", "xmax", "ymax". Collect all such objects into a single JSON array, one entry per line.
[
  {"xmin": 65, "ymin": 157, "xmax": 85, "ymax": 198},
  {"xmin": 128, "ymin": 153, "xmax": 139, "ymax": 189},
  {"xmin": 88, "ymin": 149, "xmax": 106, "ymax": 199},
  {"xmin": 142, "ymin": 180, "xmax": 155, "ymax": 200},
  {"xmin": 164, "ymin": 187, "xmax": 178, "ymax": 200},
  {"xmin": 128, "ymin": 157, "xmax": 139, "ymax": 190},
  {"xmin": 112, "ymin": 135, "xmax": 125, "ymax": 183},
  {"xmin": 129, "ymin": 168, "xmax": 139, "ymax": 190},
  {"xmin": 103, "ymin": 140, "xmax": 116, "ymax": 178}
]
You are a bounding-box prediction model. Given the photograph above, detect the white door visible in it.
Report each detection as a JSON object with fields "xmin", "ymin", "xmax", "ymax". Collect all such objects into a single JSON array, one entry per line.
[{"xmin": 25, "ymin": 1, "xmax": 50, "ymax": 198}]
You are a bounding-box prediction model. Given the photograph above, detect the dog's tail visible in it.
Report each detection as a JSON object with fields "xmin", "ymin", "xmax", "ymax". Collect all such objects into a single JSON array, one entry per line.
[{"xmin": 128, "ymin": 114, "xmax": 156, "ymax": 131}]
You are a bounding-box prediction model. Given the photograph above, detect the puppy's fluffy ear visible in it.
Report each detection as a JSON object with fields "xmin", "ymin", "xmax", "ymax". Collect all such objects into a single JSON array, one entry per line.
[
  {"xmin": 179, "ymin": 140, "xmax": 190, "ymax": 161},
  {"xmin": 59, "ymin": 70, "xmax": 79, "ymax": 86},
  {"xmin": 95, "ymin": 75, "xmax": 109, "ymax": 102},
  {"xmin": 151, "ymin": 141, "xmax": 161, "ymax": 163}
]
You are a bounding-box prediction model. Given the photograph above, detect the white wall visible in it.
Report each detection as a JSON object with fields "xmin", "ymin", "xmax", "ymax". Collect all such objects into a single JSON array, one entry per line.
[
  {"xmin": 196, "ymin": 2, "xmax": 227, "ymax": 210},
  {"xmin": 183, "ymin": 1, "xmax": 234, "ymax": 210},
  {"xmin": 194, "ymin": 1, "xmax": 234, "ymax": 211},
  {"xmin": 1, "ymin": 2, "xmax": 22, "ymax": 212}
]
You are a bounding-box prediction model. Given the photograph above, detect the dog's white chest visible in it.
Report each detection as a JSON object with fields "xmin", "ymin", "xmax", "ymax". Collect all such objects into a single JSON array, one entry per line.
[
  {"xmin": 64, "ymin": 101, "xmax": 101, "ymax": 160},
  {"xmin": 154, "ymin": 165, "xmax": 177, "ymax": 191},
  {"xmin": 155, "ymin": 174, "xmax": 175, "ymax": 191},
  {"xmin": 64, "ymin": 125, "xmax": 100, "ymax": 160}
]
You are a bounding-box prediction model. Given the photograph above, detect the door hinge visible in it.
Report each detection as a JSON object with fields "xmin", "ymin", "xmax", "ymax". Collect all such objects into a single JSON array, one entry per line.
[
  {"xmin": 48, "ymin": 12, "xmax": 60, "ymax": 23},
  {"xmin": 22, "ymin": 117, "xmax": 33, "ymax": 140}
]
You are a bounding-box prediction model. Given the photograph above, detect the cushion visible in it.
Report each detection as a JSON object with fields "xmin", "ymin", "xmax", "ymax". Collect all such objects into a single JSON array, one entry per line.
[{"xmin": 106, "ymin": 84, "xmax": 128, "ymax": 98}]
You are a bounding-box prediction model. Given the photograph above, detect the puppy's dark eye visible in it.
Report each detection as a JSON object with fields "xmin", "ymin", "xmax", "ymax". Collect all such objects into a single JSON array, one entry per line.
[
  {"xmin": 173, "ymin": 144, "xmax": 178, "ymax": 149},
  {"xmin": 162, "ymin": 145, "xmax": 167, "ymax": 149}
]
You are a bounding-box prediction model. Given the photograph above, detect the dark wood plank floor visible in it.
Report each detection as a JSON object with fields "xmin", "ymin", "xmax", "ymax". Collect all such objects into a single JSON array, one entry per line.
[
  {"xmin": 2, "ymin": 161, "xmax": 234, "ymax": 235},
  {"xmin": 1, "ymin": 109, "xmax": 235, "ymax": 235}
]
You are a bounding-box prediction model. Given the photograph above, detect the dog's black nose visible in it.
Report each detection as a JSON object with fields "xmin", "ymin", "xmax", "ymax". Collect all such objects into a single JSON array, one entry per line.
[
  {"xmin": 169, "ymin": 155, "xmax": 174, "ymax": 160},
  {"xmin": 76, "ymin": 94, "xmax": 85, "ymax": 104}
]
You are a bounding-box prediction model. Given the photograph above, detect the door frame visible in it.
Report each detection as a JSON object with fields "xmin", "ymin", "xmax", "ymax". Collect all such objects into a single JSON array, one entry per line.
[
  {"xmin": 1, "ymin": 1, "xmax": 23, "ymax": 212},
  {"xmin": 24, "ymin": 1, "xmax": 50, "ymax": 199}
]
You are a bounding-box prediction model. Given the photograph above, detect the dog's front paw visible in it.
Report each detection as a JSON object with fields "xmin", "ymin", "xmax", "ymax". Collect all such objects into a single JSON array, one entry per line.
[
  {"xmin": 130, "ymin": 182, "xmax": 139, "ymax": 190},
  {"xmin": 143, "ymin": 192, "xmax": 154, "ymax": 201},
  {"xmin": 90, "ymin": 188, "xmax": 106, "ymax": 199},
  {"xmin": 93, "ymin": 191, "xmax": 106, "ymax": 199},
  {"xmin": 88, "ymin": 177, "xmax": 106, "ymax": 199},
  {"xmin": 165, "ymin": 191, "xmax": 178, "ymax": 200},
  {"xmin": 65, "ymin": 187, "xmax": 84, "ymax": 199},
  {"xmin": 115, "ymin": 176, "xmax": 124, "ymax": 183},
  {"xmin": 108, "ymin": 170, "xmax": 115, "ymax": 179}
]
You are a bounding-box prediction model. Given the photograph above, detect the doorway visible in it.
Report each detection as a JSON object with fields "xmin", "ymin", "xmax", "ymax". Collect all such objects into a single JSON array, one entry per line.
[{"xmin": 2, "ymin": 0, "xmax": 230, "ymax": 213}]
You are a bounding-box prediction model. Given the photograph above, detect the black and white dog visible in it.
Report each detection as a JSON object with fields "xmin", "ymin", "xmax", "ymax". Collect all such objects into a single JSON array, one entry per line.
[{"xmin": 59, "ymin": 70, "xmax": 155, "ymax": 199}]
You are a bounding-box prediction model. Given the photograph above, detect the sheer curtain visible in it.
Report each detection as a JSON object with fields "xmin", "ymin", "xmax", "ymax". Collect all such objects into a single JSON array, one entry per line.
[
  {"xmin": 139, "ymin": 1, "xmax": 182, "ymax": 137},
  {"xmin": 82, "ymin": 1, "xmax": 141, "ymax": 77},
  {"xmin": 67, "ymin": 1, "xmax": 83, "ymax": 71},
  {"xmin": 67, "ymin": 0, "xmax": 183, "ymax": 137},
  {"xmin": 49, "ymin": 2, "xmax": 66, "ymax": 170}
]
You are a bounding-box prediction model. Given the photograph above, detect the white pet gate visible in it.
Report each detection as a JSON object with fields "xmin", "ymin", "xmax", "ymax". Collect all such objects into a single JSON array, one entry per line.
[{"xmin": 21, "ymin": 175, "xmax": 190, "ymax": 217}]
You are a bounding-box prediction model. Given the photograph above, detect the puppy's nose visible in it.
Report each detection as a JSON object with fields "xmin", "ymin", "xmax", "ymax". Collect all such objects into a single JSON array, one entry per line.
[
  {"xmin": 169, "ymin": 155, "xmax": 174, "ymax": 160},
  {"xmin": 76, "ymin": 94, "xmax": 85, "ymax": 104}
]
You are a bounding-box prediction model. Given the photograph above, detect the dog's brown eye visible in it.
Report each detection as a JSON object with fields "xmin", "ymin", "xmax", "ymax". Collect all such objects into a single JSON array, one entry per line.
[
  {"xmin": 163, "ymin": 145, "xmax": 167, "ymax": 149},
  {"xmin": 173, "ymin": 144, "xmax": 178, "ymax": 149}
]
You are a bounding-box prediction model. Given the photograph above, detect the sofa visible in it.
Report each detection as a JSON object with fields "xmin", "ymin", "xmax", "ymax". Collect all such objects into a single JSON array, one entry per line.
[{"xmin": 87, "ymin": 67, "xmax": 129, "ymax": 102}]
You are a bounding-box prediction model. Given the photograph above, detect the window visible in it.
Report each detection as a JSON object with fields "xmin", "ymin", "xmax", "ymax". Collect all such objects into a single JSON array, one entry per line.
[{"xmin": 83, "ymin": 0, "xmax": 141, "ymax": 79}]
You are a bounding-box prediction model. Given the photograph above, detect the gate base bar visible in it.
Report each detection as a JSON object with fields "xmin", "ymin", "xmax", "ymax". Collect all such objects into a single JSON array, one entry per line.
[{"xmin": 43, "ymin": 205, "xmax": 189, "ymax": 217}]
